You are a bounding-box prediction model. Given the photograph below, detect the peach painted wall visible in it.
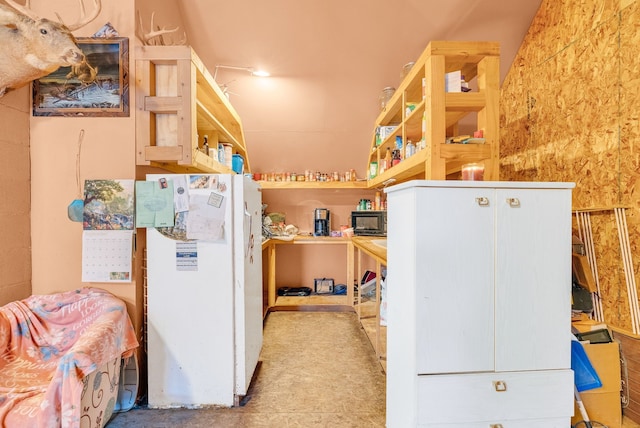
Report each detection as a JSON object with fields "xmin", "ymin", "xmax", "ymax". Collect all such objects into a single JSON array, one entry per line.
[
  {"xmin": 0, "ymin": 87, "xmax": 32, "ymax": 305},
  {"xmin": 27, "ymin": 0, "xmax": 187, "ymax": 333},
  {"xmin": 262, "ymin": 188, "xmax": 377, "ymax": 288},
  {"xmin": 29, "ymin": 0, "xmax": 139, "ymax": 325}
]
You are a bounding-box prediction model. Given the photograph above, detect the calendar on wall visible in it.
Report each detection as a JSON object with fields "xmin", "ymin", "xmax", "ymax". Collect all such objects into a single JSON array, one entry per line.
[
  {"xmin": 82, "ymin": 230, "xmax": 133, "ymax": 282},
  {"xmin": 81, "ymin": 179, "xmax": 135, "ymax": 283}
]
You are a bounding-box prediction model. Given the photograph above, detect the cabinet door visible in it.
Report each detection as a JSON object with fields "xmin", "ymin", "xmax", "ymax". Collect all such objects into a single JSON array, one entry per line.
[
  {"xmin": 495, "ymin": 188, "xmax": 572, "ymax": 371},
  {"xmin": 415, "ymin": 187, "xmax": 495, "ymax": 374}
]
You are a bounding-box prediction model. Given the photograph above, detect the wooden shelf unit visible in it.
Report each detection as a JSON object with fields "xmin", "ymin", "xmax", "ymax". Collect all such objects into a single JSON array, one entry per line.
[
  {"xmin": 367, "ymin": 41, "xmax": 500, "ymax": 188},
  {"xmin": 263, "ymin": 236, "xmax": 355, "ymax": 311},
  {"xmin": 135, "ymin": 45, "xmax": 250, "ymax": 174}
]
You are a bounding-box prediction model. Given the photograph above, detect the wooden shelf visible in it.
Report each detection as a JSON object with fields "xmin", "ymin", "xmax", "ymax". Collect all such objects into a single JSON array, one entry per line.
[
  {"xmin": 273, "ymin": 294, "xmax": 351, "ymax": 307},
  {"xmin": 135, "ymin": 45, "xmax": 250, "ymax": 174},
  {"xmin": 367, "ymin": 41, "xmax": 500, "ymax": 187},
  {"xmin": 266, "ymin": 236, "xmax": 352, "ymax": 245},
  {"xmin": 148, "ymin": 150, "xmax": 236, "ymax": 174},
  {"xmin": 368, "ymin": 143, "xmax": 494, "ymax": 187},
  {"xmin": 259, "ymin": 180, "xmax": 369, "ymax": 190}
]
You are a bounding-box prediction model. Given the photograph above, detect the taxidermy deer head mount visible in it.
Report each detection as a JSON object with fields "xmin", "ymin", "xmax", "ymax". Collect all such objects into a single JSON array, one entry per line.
[{"xmin": 0, "ymin": 0, "xmax": 101, "ymax": 97}]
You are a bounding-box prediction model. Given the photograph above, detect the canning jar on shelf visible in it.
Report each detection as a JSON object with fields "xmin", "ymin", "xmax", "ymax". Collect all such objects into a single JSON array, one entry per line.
[{"xmin": 379, "ymin": 87, "xmax": 395, "ymax": 110}]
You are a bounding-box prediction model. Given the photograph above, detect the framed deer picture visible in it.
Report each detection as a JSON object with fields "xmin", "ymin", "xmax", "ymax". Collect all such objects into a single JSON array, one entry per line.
[{"xmin": 32, "ymin": 37, "xmax": 129, "ymax": 117}]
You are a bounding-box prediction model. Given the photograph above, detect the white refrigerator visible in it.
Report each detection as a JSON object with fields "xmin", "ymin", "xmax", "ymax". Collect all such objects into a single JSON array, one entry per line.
[{"xmin": 145, "ymin": 174, "xmax": 263, "ymax": 408}]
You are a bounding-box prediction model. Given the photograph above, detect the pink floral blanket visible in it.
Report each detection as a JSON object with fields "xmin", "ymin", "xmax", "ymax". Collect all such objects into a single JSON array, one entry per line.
[{"xmin": 0, "ymin": 287, "xmax": 139, "ymax": 427}]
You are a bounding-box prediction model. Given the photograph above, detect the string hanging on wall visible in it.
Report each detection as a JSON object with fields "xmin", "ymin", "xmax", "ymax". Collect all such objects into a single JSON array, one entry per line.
[{"xmin": 68, "ymin": 129, "xmax": 85, "ymax": 222}]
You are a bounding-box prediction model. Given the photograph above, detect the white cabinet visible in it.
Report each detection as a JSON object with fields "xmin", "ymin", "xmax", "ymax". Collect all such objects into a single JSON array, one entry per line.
[{"xmin": 385, "ymin": 181, "xmax": 575, "ymax": 427}]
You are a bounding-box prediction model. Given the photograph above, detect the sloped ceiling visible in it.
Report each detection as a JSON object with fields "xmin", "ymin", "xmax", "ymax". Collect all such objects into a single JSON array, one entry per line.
[{"xmin": 174, "ymin": 0, "xmax": 542, "ymax": 175}]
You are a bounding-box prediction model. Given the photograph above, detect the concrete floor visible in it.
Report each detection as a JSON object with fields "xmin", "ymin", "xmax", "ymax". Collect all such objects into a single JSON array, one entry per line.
[
  {"xmin": 106, "ymin": 310, "xmax": 640, "ymax": 428},
  {"xmin": 106, "ymin": 311, "xmax": 386, "ymax": 427}
]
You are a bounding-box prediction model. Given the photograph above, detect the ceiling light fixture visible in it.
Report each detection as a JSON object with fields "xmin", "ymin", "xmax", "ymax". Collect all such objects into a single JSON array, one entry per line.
[{"xmin": 213, "ymin": 64, "xmax": 270, "ymax": 81}]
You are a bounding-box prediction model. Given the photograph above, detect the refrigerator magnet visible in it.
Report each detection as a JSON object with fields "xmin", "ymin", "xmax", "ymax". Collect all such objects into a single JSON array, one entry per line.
[{"xmin": 208, "ymin": 192, "xmax": 224, "ymax": 208}]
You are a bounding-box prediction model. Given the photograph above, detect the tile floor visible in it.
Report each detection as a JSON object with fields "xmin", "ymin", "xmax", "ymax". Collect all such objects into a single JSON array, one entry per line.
[{"xmin": 107, "ymin": 310, "xmax": 640, "ymax": 428}]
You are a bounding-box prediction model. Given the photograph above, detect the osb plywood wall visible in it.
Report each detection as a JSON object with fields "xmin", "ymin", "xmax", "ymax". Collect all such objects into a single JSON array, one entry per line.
[{"xmin": 501, "ymin": 0, "xmax": 640, "ymax": 332}]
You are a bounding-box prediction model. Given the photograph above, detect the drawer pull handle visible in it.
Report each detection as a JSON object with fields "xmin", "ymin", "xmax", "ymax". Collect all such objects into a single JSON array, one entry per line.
[
  {"xmin": 476, "ymin": 197, "xmax": 490, "ymax": 206},
  {"xmin": 493, "ymin": 380, "xmax": 507, "ymax": 392},
  {"xmin": 506, "ymin": 197, "xmax": 521, "ymax": 207},
  {"xmin": 490, "ymin": 425, "xmax": 504, "ymax": 428}
]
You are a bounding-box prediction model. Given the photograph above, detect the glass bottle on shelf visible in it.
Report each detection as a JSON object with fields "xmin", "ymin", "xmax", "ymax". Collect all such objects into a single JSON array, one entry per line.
[
  {"xmin": 202, "ymin": 134, "xmax": 209, "ymax": 155},
  {"xmin": 379, "ymin": 87, "xmax": 395, "ymax": 110},
  {"xmin": 385, "ymin": 148, "xmax": 392, "ymax": 170},
  {"xmin": 405, "ymin": 139, "xmax": 415, "ymax": 158},
  {"xmin": 392, "ymin": 149, "xmax": 401, "ymax": 166}
]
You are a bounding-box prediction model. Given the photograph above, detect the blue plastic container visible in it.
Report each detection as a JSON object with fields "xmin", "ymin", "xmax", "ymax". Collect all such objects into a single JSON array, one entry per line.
[
  {"xmin": 571, "ymin": 339, "xmax": 602, "ymax": 392},
  {"xmin": 232, "ymin": 154, "xmax": 244, "ymax": 174}
]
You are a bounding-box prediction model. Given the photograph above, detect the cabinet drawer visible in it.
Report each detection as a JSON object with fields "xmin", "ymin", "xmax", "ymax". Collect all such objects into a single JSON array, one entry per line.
[
  {"xmin": 417, "ymin": 370, "xmax": 573, "ymax": 425},
  {"xmin": 420, "ymin": 417, "xmax": 569, "ymax": 427}
]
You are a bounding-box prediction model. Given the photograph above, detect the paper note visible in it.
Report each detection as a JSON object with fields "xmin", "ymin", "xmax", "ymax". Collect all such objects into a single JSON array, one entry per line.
[
  {"xmin": 176, "ymin": 241, "xmax": 198, "ymax": 271},
  {"xmin": 445, "ymin": 70, "xmax": 462, "ymax": 93},
  {"xmin": 186, "ymin": 192, "xmax": 227, "ymax": 241},
  {"xmin": 172, "ymin": 175, "xmax": 190, "ymax": 213},
  {"xmin": 135, "ymin": 180, "xmax": 175, "ymax": 228}
]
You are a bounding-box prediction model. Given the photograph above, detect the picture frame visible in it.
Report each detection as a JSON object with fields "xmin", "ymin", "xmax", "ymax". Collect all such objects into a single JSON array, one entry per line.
[{"xmin": 32, "ymin": 37, "xmax": 129, "ymax": 117}]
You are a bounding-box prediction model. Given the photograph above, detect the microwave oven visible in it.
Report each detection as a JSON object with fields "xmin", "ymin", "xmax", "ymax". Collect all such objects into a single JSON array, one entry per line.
[{"xmin": 351, "ymin": 211, "xmax": 387, "ymax": 236}]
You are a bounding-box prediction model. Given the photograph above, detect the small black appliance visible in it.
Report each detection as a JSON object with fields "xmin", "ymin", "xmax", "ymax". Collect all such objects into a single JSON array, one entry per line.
[
  {"xmin": 314, "ymin": 208, "xmax": 330, "ymax": 236},
  {"xmin": 351, "ymin": 210, "xmax": 387, "ymax": 236}
]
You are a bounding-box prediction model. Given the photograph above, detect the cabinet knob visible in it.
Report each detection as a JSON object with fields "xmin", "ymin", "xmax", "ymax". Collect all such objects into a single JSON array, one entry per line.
[
  {"xmin": 475, "ymin": 197, "xmax": 490, "ymax": 206},
  {"xmin": 489, "ymin": 425, "xmax": 504, "ymax": 428},
  {"xmin": 506, "ymin": 197, "xmax": 521, "ymax": 207},
  {"xmin": 493, "ymin": 380, "xmax": 507, "ymax": 392}
]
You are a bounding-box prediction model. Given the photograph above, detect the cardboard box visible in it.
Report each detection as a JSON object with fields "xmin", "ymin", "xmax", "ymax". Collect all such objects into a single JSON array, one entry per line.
[
  {"xmin": 572, "ymin": 317, "xmax": 608, "ymax": 333},
  {"xmin": 572, "ymin": 342, "xmax": 622, "ymax": 428},
  {"xmin": 572, "ymin": 253, "xmax": 597, "ymax": 292}
]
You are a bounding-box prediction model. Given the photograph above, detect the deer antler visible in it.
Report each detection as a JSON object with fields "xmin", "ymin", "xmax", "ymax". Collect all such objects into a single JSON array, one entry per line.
[
  {"xmin": 66, "ymin": 0, "xmax": 101, "ymax": 31},
  {"xmin": 137, "ymin": 10, "xmax": 179, "ymax": 46},
  {"xmin": 4, "ymin": 0, "xmax": 101, "ymax": 30},
  {"xmin": 4, "ymin": 0, "xmax": 39, "ymax": 21},
  {"xmin": 174, "ymin": 31, "xmax": 187, "ymax": 46}
]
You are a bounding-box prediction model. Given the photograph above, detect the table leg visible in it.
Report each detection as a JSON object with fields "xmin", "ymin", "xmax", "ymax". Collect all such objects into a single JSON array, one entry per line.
[
  {"xmin": 346, "ymin": 241, "xmax": 354, "ymax": 308},
  {"xmin": 268, "ymin": 243, "xmax": 276, "ymax": 308},
  {"xmin": 375, "ymin": 259, "xmax": 382, "ymax": 360}
]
